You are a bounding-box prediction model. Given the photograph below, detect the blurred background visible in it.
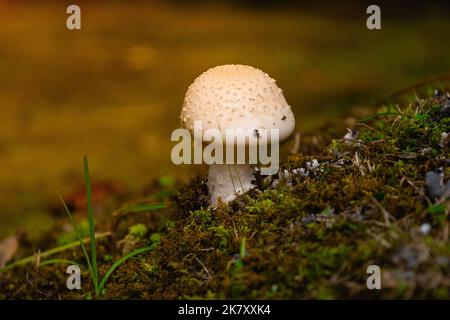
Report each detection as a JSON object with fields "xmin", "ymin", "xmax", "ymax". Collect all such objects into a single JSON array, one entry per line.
[{"xmin": 1, "ymin": 0, "xmax": 450, "ymax": 238}]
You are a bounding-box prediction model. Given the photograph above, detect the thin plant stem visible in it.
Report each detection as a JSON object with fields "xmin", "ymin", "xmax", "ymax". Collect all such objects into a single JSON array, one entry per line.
[
  {"xmin": 83, "ymin": 156, "xmax": 99, "ymax": 295},
  {"xmin": 0, "ymin": 232, "xmax": 110, "ymax": 273}
]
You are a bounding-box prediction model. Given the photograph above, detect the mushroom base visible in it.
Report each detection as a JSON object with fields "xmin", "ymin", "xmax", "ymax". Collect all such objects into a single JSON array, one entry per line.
[{"xmin": 207, "ymin": 164, "xmax": 255, "ymax": 206}]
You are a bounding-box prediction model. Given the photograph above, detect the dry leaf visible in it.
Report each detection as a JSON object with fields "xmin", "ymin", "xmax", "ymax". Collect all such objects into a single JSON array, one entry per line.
[{"xmin": 0, "ymin": 234, "xmax": 19, "ymax": 268}]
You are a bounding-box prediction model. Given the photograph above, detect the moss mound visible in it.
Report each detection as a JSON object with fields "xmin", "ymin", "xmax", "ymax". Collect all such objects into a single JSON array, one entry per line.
[
  {"xmin": 1, "ymin": 94, "xmax": 449, "ymax": 299},
  {"xmin": 109, "ymin": 94, "xmax": 450, "ymax": 299}
]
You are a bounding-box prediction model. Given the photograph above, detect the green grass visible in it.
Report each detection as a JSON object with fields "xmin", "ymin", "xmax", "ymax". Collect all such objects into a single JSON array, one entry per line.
[
  {"xmin": 84, "ymin": 156, "xmax": 99, "ymax": 293},
  {"xmin": 0, "ymin": 156, "xmax": 166, "ymax": 296},
  {"xmin": 129, "ymin": 203, "xmax": 167, "ymax": 213},
  {"xmin": 58, "ymin": 156, "xmax": 161, "ymax": 296},
  {"xmin": 98, "ymin": 246, "xmax": 154, "ymax": 295},
  {"xmin": 240, "ymin": 236, "xmax": 246, "ymax": 258},
  {"xmin": 0, "ymin": 232, "xmax": 110, "ymax": 273}
]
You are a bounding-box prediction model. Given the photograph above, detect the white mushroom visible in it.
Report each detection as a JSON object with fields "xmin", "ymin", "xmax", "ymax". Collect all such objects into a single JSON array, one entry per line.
[{"xmin": 180, "ymin": 64, "xmax": 295, "ymax": 206}]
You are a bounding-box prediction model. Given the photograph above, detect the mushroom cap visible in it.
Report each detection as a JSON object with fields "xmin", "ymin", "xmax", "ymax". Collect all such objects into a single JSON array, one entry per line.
[{"xmin": 180, "ymin": 64, "xmax": 295, "ymax": 144}]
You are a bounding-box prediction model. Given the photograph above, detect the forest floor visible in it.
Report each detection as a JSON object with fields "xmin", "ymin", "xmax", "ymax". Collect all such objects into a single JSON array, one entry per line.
[{"xmin": 1, "ymin": 90, "xmax": 449, "ymax": 299}]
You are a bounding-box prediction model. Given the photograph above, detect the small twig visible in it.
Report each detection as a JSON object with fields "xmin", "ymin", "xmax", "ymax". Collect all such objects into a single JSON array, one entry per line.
[
  {"xmin": 33, "ymin": 249, "xmax": 41, "ymax": 271},
  {"xmin": 330, "ymin": 262, "xmax": 347, "ymax": 284},
  {"xmin": 25, "ymin": 271, "xmax": 47, "ymax": 297},
  {"xmin": 194, "ymin": 256, "xmax": 212, "ymax": 280},
  {"xmin": 357, "ymin": 122, "xmax": 377, "ymax": 131},
  {"xmin": 232, "ymin": 220, "xmax": 238, "ymax": 240},
  {"xmin": 394, "ymin": 104, "xmax": 405, "ymax": 116},
  {"xmin": 366, "ymin": 229, "xmax": 391, "ymax": 248},
  {"xmin": 402, "ymin": 176, "xmax": 432, "ymax": 206},
  {"xmin": 370, "ymin": 196, "xmax": 394, "ymax": 227}
]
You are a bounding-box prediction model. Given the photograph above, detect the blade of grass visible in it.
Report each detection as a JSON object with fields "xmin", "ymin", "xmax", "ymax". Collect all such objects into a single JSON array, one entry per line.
[
  {"xmin": 0, "ymin": 232, "xmax": 110, "ymax": 273},
  {"xmin": 38, "ymin": 259, "xmax": 83, "ymax": 268},
  {"xmin": 240, "ymin": 236, "xmax": 246, "ymax": 258},
  {"xmin": 227, "ymin": 165, "xmax": 237, "ymax": 194},
  {"xmin": 98, "ymin": 246, "xmax": 154, "ymax": 294},
  {"xmin": 129, "ymin": 203, "xmax": 166, "ymax": 213},
  {"xmin": 59, "ymin": 195, "xmax": 93, "ymax": 275},
  {"xmin": 83, "ymin": 156, "xmax": 99, "ymax": 295}
]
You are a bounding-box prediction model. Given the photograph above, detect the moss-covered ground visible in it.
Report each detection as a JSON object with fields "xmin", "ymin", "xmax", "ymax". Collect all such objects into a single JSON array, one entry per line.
[{"xmin": 1, "ymin": 93, "xmax": 449, "ymax": 299}]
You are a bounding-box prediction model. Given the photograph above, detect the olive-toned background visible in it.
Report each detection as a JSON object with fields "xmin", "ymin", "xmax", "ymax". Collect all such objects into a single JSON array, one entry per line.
[{"xmin": 1, "ymin": 0, "xmax": 450, "ymax": 237}]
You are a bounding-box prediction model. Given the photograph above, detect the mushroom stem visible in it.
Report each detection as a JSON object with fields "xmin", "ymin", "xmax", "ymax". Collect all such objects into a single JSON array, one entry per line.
[{"xmin": 207, "ymin": 164, "xmax": 254, "ymax": 206}]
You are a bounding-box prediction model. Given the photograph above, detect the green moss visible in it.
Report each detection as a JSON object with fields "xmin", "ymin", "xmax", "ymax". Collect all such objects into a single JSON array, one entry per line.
[
  {"xmin": 129, "ymin": 224, "xmax": 148, "ymax": 238},
  {"xmin": 190, "ymin": 209, "xmax": 212, "ymax": 225},
  {"xmin": 2, "ymin": 94, "xmax": 449, "ymax": 299},
  {"xmin": 134, "ymin": 93, "xmax": 449, "ymax": 299}
]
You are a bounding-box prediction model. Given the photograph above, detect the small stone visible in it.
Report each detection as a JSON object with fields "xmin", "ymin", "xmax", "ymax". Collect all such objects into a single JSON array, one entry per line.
[
  {"xmin": 425, "ymin": 167, "xmax": 450, "ymax": 200},
  {"xmin": 439, "ymin": 132, "xmax": 449, "ymax": 148},
  {"xmin": 298, "ymin": 168, "xmax": 308, "ymax": 177},
  {"xmin": 420, "ymin": 147, "xmax": 433, "ymax": 155},
  {"xmin": 398, "ymin": 152, "xmax": 417, "ymax": 160},
  {"xmin": 435, "ymin": 256, "xmax": 449, "ymax": 267},
  {"xmin": 306, "ymin": 159, "xmax": 319, "ymax": 171},
  {"xmin": 419, "ymin": 223, "xmax": 431, "ymax": 235}
]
